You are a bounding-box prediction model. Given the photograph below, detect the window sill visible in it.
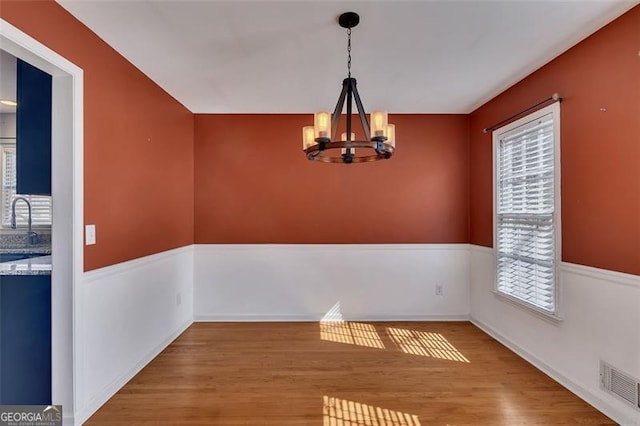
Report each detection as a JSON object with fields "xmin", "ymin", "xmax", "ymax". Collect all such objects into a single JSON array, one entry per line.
[{"xmin": 491, "ymin": 289, "xmax": 563, "ymax": 325}]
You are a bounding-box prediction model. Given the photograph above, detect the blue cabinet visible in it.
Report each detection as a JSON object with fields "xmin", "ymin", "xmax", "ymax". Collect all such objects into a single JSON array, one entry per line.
[
  {"xmin": 0, "ymin": 275, "xmax": 51, "ymax": 404},
  {"xmin": 16, "ymin": 59, "xmax": 52, "ymax": 196}
]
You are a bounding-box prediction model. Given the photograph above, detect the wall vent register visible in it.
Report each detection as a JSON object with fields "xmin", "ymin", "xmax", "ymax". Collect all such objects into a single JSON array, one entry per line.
[{"xmin": 600, "ymin": 361, "xmax": 640, "ymax": 411}]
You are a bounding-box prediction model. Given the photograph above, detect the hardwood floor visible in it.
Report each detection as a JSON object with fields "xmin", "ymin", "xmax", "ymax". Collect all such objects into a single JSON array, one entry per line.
[{"xmin": 86, "ymin": 322, "xmax": 614, "ymax": 425}]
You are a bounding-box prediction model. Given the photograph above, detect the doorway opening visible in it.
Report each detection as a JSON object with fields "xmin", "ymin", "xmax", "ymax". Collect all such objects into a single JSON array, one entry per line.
[{"xmin": 1, "ymin": 18, "xmax": 84, "ymax": 424}]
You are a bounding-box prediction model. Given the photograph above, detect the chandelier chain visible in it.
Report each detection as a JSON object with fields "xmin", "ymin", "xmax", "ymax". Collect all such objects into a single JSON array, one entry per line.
[{"xmin": 347, "ymin": 28, "xmax": 351, "ymax": 78}]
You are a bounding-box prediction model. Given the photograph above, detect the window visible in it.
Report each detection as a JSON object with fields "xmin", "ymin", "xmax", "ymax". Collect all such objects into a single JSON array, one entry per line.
[
  {"xmin": 0, "ymin": 143, "xmax": 52, "ymax": 228},
  {"xmin": 493, "ymin": 103, "xmax": 560, "ymax": 316}
]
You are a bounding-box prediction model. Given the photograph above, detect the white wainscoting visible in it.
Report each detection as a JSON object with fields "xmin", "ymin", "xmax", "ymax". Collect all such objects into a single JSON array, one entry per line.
[
  {"xmin": 469, "ymin": 245, "xmax": 640, "ymax": 426},
  {"xmin": 74, "ymin": 246, "xmax": 194, "ymax": 425},
  {"xmin": 194, "ymin": 244, "xmax": 470, "ymax": 322},
  {"xmin": 71, "ymin": 243, "xmax": 639, "ymax": 424}
]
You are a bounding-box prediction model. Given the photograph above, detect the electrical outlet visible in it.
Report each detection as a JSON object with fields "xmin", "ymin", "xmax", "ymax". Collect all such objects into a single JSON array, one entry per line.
[
  {"xmin": 176, "ymin": 293, "xmax": 182, "ymax": 306},
  {"xmin": 85, "ymin": 224, "xmax": 96, "ymax": 245},
  {"xmin": 435, "ymin": 284, "xmax": 444, "ymax": 296}
]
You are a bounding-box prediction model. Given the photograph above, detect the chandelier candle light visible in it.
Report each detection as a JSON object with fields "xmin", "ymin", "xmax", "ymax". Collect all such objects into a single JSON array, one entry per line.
[{"xmin": 302, "ymin": 12, "xmax": 395, "ymax": 164}]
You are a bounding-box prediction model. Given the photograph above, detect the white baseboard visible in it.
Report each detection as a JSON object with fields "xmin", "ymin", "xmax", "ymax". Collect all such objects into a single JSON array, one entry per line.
[
  {"xmin": 195, "ymin": 314, "xmax": 319, "ymax": 322},
  {"xmin": 75, "ymin": 319, "xmax": 192, "ymax": 425},
  {"xmin": 471, "ymin": 318, "xmax": 638, "ymax": 426},
  {"xmin": 347, "ymin": 314, "xmax": 471, "ymax": 322},
  {"xmin": 195, "ymin": 314, "xmax": 470, "ymax": 322}
]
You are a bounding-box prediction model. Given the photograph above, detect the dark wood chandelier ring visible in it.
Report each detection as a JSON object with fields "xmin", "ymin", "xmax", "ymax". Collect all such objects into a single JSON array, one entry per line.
[
  {"xmin": 310, "ymin": 154, "xmax": 387, "ymax": 164},
  {"xmin": 305, "ymin": 140, "xmax": 394, "ymax": 152},
  {"xmin": 304, "ymin": 140, "xmax": 394, "ymax": 163}
]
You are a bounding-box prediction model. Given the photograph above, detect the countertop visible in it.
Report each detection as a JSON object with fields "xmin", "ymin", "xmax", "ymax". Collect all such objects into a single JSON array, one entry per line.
[
  {"xmin": 0, "ymin": 255, "xmax": 52, "ymax": 276},
  {"xmin": 0, "ymin": 246, "xmax": 51, "ymax": 254}
]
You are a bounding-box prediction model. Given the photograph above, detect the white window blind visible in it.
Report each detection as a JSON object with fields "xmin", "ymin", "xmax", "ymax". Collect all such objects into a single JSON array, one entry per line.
[
  {"xmin": 495, "ymin": 109, "xmax": 558, "ymax": 314},
  {"xmin": 1, "ymin": 146, "xmax": 52, "ymax": 227}
]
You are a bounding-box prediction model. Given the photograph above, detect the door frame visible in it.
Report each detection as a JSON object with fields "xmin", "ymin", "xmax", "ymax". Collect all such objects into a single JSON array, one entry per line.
[{"xmin": 1, "ymin": 18, "xmax": 84, "ymax": 425}]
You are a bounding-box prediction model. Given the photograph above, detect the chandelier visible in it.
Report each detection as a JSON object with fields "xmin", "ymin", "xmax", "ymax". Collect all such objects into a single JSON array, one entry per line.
[{"xmin": 302, "ymin": 12, "xmax": 395, "ymax": 164}]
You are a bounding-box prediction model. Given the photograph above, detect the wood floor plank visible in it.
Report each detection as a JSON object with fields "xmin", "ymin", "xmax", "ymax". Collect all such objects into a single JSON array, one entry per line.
[{"xmin": 85, "ymin": 322, "xmax": 614, "ymax": 425}]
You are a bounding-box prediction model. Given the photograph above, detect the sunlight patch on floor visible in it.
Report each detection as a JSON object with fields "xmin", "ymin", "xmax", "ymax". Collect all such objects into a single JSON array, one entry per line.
[
  {"xmin": 320, "ymin": 302, "xmax": 385, "ymax": 349},
  {"xmin": 320, "ymin": 321, "xmax": 385, "ymax": 349},
  {"xmin": 323, "ymin": 396, "xmax": 421, "ymax": 426},
  {"xmin": 386, "ymin": 327, "xmax": 470, "ymax": 363}
]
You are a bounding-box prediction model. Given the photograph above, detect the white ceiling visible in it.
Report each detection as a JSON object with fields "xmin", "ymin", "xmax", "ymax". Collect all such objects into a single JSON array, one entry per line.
[{"xmin": 57, "ymin": 0, "xmax": 636, "ymax": 114}]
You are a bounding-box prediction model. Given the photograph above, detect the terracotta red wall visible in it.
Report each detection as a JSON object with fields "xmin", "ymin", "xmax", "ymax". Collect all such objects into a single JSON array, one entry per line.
[
  {"xmin": 1, "ymin": 0, "xmax": 195, "ymax": 271},
  {"xmin": 194, "ymin": 114, "xmax": 469, "ymax": 244},
  {"xmin": 470, "ymin": 6, "xmax": 640, "ymax": 275},
  {"xmin": 5, "ymin": 1, "xmax": 635, "ymax": 273}
]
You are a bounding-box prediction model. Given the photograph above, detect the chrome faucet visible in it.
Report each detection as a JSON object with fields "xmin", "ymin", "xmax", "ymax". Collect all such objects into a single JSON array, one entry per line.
[{"xmin": 11, "ymin": 196, "xmax": 38, "ymax": 245}]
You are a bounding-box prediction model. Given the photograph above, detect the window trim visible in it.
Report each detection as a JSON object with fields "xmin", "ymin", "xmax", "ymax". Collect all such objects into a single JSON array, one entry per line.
[{"xmin": 492, "ymin": 102, "xmax": 562, "ymax": 320}]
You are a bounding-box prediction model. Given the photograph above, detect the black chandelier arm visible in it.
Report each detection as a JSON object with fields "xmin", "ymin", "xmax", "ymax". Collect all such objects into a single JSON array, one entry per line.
[
  {"xmin": 373, "ymin": 139, "xmax": 392, "ymax": 159},
  {"xmin": 307, "ymin": 149, "xmax": 322, "ymax": 160},
  {"xmin": 350, "ymin": 80, "xmax": 371, "ymax": 141},
  {"xmin": 329, "ymin": 78, "xmax": 373, "ymax": 142},
  {"xmin": 374, "ymin": 149, "xmax": 392, "ymax": 159},
  {"xmin": 331, "ymin": 79, "xmax": 349, "ymax": 141},
  {"xmin": 346, "ymin": 79, "xmax": 353, "ymax": 139}
]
